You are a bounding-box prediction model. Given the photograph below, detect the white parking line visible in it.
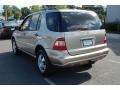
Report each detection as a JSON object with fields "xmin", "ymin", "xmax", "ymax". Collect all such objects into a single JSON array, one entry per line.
[
  {"xmin": 109, "ymin": 60, "xmax": 120, "ymax": 64},
  {"xmin": 44, "ymin": 78, "xmax": 56, "ymax": 85},
  {"xmin": 99, "ymin": 72, "xmax": 109, "ymax": 77}
]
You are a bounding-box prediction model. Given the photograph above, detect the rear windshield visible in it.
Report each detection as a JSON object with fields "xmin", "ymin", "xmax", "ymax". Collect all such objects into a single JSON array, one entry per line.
[{"xmin": 46, "ymin": 11, "xmax": 102, "ymax": 32}]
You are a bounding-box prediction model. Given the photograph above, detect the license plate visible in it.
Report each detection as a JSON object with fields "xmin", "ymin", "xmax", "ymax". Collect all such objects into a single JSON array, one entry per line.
[
  {"xmin": 82, "ymin": 39, "xmax": 93, "ymax": 47},
  {"xmin": 11, "ymin": 28, "xmax": 15, "ymax": 30}
]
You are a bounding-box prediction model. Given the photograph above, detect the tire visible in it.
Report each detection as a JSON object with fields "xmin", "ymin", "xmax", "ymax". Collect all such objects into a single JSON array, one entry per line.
[
  {"xmin": 36, "ymin": 49, "xmax": 53, "ymax": 76},
  {"xmin": 12, "ymin": 39, "xmax": 20, "ymax": 55},
  {"xmin": 84, "ymin": 62, "xmax": 92, "ymax": 69}
]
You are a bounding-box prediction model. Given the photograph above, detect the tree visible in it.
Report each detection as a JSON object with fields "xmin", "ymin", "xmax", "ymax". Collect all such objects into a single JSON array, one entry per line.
[
  {"xmin": 3, "ymin": 5, "xmax": 13, "ymax": 20},
  {"xmin": 11, "ymin": 6, "xmax": 22, "ymax": 20},
  {"xmin": 82, "ymin": 5, "xmax": 105, "ymax": 22},
  {"xmin": 55, "ymin": 5, "xmax": 67, "ymax": 9},
  {"xmin": 67, "ymin": 5, "xmax": 76, "ymax": 9},
  {"xmin": 12, "ymin": 5, "xmax": 20, "ymax": 12},
  {"xmin": 42, "ymin": 5, "xmax": 67, "ymax": 10},
  {"xmin": 14, "ymin": 10, "xmax": 22, "ymax": 20},
  {"xmin": 29, "ymin": 5, "xmax": 41, "ymax": 13},
  {"xmin": 21, "ymin": 7, "xmax": 31, "ymax": 19}
]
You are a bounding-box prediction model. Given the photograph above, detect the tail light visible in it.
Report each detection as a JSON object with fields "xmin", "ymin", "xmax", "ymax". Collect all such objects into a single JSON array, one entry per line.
[
  {"xmin": 104, "ymin": 33, "xmax": 107, "ymax": 43},
  {"xmin": 53, "ymin": 37, "xmax": 67, "ymax": 50}
]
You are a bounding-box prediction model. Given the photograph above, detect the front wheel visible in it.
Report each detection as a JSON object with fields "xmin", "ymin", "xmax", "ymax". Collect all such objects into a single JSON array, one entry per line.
[{"xmin": 37, "ymin": 49, "xmax": 53, "ymax": 76}]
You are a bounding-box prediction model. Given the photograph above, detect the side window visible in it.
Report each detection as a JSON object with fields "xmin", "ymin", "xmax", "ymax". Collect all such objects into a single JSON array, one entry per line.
[
  {"xmin": 21, "ymin": 16, "xmax": 31, "ymax": 30},
  {"xmin": 29, "ymin": 14, "xmax": 40, "ymax": 31}
]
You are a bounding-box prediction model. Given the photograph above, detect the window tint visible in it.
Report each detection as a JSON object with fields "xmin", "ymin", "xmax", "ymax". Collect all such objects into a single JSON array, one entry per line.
[
  {"xmin": 46, "ymin": 12, "xmax": 102, "ymax": 32},
  {"xmin": 21, "ymin": 16, "xmax": 31, "ymax": 30},
  {"xmin": 46, "ymin": 12, "xmax": 60, "ymax": 32},
  {"xmin": 29, "ymin": 14, "xmax": 40, "ymax": 31},
  {"xmin": 61, "ymin": 12, "xmax": 102, "ymax": 31}
]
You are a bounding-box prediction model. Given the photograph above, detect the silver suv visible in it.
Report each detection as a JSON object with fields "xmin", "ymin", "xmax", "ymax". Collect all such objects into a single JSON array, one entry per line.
[{"xmin": 11, "ymin": 9, "xmax": 109, "ymax": 76}]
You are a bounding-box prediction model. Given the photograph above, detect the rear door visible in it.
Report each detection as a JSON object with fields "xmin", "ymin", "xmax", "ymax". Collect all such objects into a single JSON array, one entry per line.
[
  {"xmin": 15, "ymin": 16, "xmax": 32, "ymax": 51},
  {"xmin": 23, "ymin": 13, "xmax": 41, "ymax": 55}
]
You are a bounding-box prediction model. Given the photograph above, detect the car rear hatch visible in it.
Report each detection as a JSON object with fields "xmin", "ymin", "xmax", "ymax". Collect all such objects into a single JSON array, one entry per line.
[
  {"xmin": 64, "ymin": 30, "xmax": 106, "ymax": 56},
  {"xmin": 59, "ymin": 11, "xmax": 107, "ymax": 56},
  {"xmin": 46, "ymin": 11, "xmax": 107, "ymax": 55}
]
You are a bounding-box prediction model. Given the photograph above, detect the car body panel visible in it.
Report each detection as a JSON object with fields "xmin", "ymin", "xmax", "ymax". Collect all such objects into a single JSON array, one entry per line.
[
  {"xmin": 46, "ymin": 48, "xmax": 109, "ymax": 66},
  {"xmin": 64, "ymin": 29, "xmax": 106, "ymax": 55},
  {"xmin": 12, "ymin": 9, "xmax": 109, "ymax": 67}
]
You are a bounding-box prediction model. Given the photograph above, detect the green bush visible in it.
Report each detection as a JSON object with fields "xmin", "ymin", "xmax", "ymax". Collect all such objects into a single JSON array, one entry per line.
[{"xmin": 105, "ymin": 22, "xmax": 120, "ymax": 33}]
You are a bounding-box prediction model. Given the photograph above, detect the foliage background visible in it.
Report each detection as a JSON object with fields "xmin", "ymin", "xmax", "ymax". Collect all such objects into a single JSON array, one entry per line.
[{"xmin": 2, "ymin": 5, "xmax": 105, "ymax": 21}]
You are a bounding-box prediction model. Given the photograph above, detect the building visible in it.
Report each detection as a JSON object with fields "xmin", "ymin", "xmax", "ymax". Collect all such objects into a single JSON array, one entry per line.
[{"xmin": 106, "ymin": 5, "xmax": 120, "ymax": 23}]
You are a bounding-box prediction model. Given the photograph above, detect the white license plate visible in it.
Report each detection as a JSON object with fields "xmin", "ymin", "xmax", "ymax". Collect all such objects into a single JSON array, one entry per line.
[
  {"xmin": 11, "ymin": 28, "xmax": 15, "ymax": 30},
  {"xmin": 82, "ymin": 39, "xmax": 93, "ymax": 46}
]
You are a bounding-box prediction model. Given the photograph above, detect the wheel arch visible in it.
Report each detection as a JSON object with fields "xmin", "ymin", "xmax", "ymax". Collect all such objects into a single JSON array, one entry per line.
[
  {"xmin": 35, "ymin": 45, "xmax": 46, "ymax": 56},
  {"xmin": 11, "ymin": 36, "xmax": 15, "ymax": 40}
]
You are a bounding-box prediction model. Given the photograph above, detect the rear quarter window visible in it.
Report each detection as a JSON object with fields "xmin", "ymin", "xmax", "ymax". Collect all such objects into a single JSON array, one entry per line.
[{"xmin": 46, "ymin": 12, "xmax": 60, "ymax": 32}]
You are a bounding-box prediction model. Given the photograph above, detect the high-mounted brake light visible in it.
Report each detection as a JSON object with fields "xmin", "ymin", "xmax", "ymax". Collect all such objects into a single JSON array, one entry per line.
[{"xmin": 53, "ymin": 37, "xmax": 67, "ymax": 50}]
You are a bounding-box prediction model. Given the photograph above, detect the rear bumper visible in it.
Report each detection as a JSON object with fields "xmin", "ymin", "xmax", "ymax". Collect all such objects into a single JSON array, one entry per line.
[{"xmin": 46, "ymin": 48, "xmax": 109, "ymax": 67}]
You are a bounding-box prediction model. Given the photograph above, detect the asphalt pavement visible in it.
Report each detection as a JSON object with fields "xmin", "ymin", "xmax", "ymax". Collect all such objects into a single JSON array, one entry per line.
[{"xmin": 0, "ymin": 37, "xmax": 120, "ymax": 85}]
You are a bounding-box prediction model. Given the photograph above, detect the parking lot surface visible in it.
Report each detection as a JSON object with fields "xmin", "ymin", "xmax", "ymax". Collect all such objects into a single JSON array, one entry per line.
[{"xmin": 0, "ymin": 37, "xmax": 120, "ymax": 85}]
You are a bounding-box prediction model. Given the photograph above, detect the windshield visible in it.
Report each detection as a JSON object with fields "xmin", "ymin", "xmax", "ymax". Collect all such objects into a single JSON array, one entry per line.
[
  {"xmin": 4, "ymin": 21, "xmax": 18, "ymax": 27},
  {"xmin": 46, "ymin": 11, "xmax": 102, "ymax": 32}
]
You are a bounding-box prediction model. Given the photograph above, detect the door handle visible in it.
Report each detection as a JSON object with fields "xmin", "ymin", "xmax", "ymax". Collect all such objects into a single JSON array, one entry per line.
[{"xmin": 34, "ymin": 33, "xmax": 42, "ymax": 39}]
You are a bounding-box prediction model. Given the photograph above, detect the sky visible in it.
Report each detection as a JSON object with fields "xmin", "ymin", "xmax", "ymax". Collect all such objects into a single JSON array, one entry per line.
[
  {"xmin": 0, "ymin": 6, "xmax": 3, "ymax": 11},
  {"xmin": 15, "ymin": 5, "xmax": 30, "ymax": 9}
]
